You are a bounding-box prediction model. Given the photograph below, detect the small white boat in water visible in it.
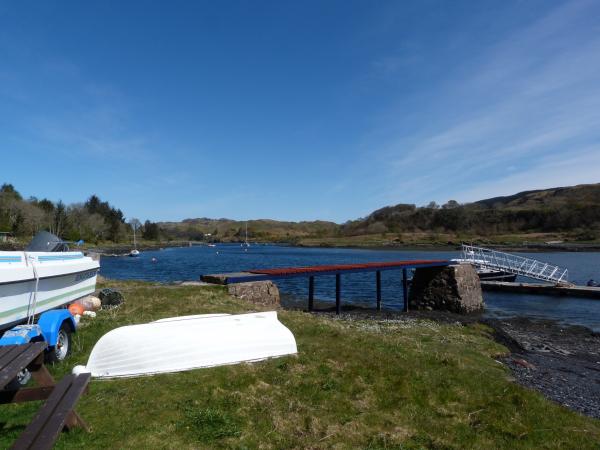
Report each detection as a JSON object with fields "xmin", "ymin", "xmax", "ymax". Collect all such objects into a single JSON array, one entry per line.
[
  {"xmin": 73, "ymin": 311, "xmax": 297, "ymax": 378},
  {"xmin": 0, "ymin": 232, "xmax": 100, "ymax": 331},
  {"xmin": 129, "ymin": 223, "xmax": 140, "ymax": 257}
]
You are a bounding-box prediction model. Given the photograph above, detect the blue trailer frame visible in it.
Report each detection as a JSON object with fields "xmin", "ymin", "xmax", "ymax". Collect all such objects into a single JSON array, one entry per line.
[{"xmin": 0, "ymin": 309, "xmax": 77, "ymax": 355}]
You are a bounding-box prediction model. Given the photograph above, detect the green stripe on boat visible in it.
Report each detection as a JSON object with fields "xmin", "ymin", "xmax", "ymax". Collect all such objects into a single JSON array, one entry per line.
[{"xmin": 0, "ymin": 286, "xmax": 95, "ymax": 319}]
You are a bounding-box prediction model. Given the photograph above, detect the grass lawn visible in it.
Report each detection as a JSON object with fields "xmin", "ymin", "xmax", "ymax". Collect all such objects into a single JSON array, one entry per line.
[{"xmin": 1, "ymin": 280, "xmax": 599, "ymax": 449}]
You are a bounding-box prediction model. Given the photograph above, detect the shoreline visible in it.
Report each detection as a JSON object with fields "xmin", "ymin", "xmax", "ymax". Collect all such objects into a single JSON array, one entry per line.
[
  {"xmin": 3, "ymin": 236, "xmax": 600, "ymax": 254},
  {"xmin": 485, "ymin": 317, "xmax": 600, "ymax": 419},
  {"xmin": 295, "ymin": 242, "xmax": 600, "ymax": 253},
  {"xmin": 89, "ymin": 240, "xmax": 600, "ymax": 256}
]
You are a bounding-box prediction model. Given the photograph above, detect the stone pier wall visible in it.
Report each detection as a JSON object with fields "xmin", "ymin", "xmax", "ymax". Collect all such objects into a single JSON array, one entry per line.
[
  {"xmin": 409, "ymin": 264, "xmax": 484, "ymax": 313},
  {"xmin": 227, "ymin": 280, "xmax": 281, "ymax": 307}
]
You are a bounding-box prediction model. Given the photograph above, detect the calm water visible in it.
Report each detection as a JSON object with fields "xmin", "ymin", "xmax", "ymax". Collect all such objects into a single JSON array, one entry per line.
[{"xmin": 99, "ymin": 244, "xmax": 600, "ymax": 331}]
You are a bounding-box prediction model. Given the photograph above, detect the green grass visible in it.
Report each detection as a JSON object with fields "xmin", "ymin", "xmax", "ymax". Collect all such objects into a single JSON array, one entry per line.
[{"xmin": 1, "ymin": 281, "xmax": 599, "ymax": 449}]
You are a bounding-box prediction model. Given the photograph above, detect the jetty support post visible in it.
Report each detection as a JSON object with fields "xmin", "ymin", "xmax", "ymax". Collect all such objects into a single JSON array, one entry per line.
[
  {"xmin": 308, "ymin": 276, "xmax": 314, "ymax": 311},
  {"xmin": 335, "ymin": 273, "xmax": 341, "ymax": 315},
  {"xmin": 402, "ymin": 268, "xmax": 409, "ymax": 312},
  {"xmin": 376, "ymin": 270, "xmax": 382, "ymax": 311}
]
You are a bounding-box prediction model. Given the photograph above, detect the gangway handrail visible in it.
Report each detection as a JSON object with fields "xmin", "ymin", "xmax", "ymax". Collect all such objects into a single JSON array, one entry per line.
[{"xmin": 460, "ymin": 244, "xmax": 571, "ymax": 285}]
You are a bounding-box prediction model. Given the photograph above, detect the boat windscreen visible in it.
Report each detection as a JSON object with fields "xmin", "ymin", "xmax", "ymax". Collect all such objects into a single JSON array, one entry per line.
[{"xmin": 25, "ymin": 231, "xmax": 69, "ymax": 252}]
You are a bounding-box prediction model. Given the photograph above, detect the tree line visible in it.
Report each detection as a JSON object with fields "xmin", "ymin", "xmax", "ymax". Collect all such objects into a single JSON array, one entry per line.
[
  {"xmin": 0, "ymin": 184, "xmax": 162, "ymax": 243},
  {"xmin": 3, "ymin": 182, "xmax": 598, "ymax": 245}
]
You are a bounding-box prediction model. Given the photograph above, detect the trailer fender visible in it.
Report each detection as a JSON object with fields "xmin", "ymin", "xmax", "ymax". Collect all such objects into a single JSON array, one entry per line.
[{"xmin": 37, "ymin": 310, "xmax": 77, "ymax": 347}]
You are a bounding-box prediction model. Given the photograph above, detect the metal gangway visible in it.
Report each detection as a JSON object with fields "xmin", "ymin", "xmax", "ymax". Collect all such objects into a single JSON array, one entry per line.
[{"xmin": 460, "ymin": 244, "xmax": 571, "ymax": 285}]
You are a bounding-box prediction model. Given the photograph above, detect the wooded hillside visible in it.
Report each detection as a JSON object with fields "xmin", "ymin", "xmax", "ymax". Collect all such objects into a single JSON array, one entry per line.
[
  {"xmin": 2, "ymin": 182, "xmax": 599, "ymax": 245},
  {"xmin": 341, "ymin": 184, "xmax": 600, "ymax": 240},
  {"xmin": 0, "ymin": 184, "xmax": 153, "ymax": 244}
]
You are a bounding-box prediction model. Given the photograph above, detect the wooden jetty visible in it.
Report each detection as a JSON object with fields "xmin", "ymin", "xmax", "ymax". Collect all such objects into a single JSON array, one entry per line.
[
  {"xmin": 481, "ymin": 281, "xmax": 600, "ymax": 299},
  {"xmin": 202, "ymin": 259, "xmax": 451, "ymax": 314}
]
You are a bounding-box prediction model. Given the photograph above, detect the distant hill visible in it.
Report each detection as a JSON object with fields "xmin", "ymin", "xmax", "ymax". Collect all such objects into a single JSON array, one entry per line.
[
  {"xmin": 158, "ymin": 217, "xmax": 339, "ymax": 243},
  {"xmin": 472, "ymin": 184, "xmax": 600, "ymax": 210},
  {"xmin": 340, "ymin": 183, "xmax": 600, "ymax": 239},
  {"xmin": 158, "ymin": 183, "xmax": 600, "ymax": 243}
]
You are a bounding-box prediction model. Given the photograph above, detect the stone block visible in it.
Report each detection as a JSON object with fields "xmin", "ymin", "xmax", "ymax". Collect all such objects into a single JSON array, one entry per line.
[
  {"xmin": 409, "ymin": 264, "xmax": 483, "ymax": 313},
  {"xmin": 228, "ymin": 280, "xmax": 281, "ymax": 307}
]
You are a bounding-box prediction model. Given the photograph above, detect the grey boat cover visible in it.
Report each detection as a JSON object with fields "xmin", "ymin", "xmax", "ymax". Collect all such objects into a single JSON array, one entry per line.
[{"xmin": 25, "ymin": 231, "xmax": 69, "ymax": 252}]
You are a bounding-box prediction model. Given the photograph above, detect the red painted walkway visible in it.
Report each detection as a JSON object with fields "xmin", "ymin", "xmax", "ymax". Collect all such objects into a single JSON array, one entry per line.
[
  {"xmin": 202, "ymin": 259, "xmax": 451, "ymax": 314},
  {"xmin": 249, "ymin": 259, "xmax": 449, "ymax": 276}
]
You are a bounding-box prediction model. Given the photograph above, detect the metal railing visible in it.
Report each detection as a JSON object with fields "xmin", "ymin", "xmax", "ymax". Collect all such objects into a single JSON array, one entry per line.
[{"xmin": 460, "ymin": 244, "xmax": 571, "ymax": 285}]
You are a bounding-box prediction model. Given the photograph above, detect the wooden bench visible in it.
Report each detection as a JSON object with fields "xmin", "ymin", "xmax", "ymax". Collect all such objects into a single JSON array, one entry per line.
[
  {"xmin": 10, "ymin": 372, "xmax": 91, "ymax": 450},
  {"xmin": 0, "ymin": 343, "xmax": 55, "ymax": 404},
  {"xmin": 0, "ymin": 343, "xmax": 91, "ymax": 449}
]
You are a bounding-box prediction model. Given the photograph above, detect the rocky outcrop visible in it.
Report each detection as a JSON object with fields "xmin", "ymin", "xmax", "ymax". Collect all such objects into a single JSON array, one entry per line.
[
  {"xmin": 227, "ymin": 281, "xmax": 281, "ymax": 307},
  {"xmin": 409, "ymin": 264, "xmax": 483, "ymax": 313}
]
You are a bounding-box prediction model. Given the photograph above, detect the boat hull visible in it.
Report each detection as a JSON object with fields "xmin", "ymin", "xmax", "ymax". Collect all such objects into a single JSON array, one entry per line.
[
  {"xmin": 477, "ymin": 270, "xmax": 517, "ymax": 282},
  {"xmin": 0, "ymin": 251, "xmax": 99, "ymax": 330},
  {"xmin": 452, "ymin": 259, "xmax": 517, "ymax": 282},
  {"xmin": 75, "ymin": 311, "xmax": 297, "ymax": 378}
]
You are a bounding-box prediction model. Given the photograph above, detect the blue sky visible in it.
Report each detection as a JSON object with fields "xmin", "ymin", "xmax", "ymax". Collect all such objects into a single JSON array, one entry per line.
[{"xmin": 1, "ymin": 1, "xmax": 599, "ymax": 223}]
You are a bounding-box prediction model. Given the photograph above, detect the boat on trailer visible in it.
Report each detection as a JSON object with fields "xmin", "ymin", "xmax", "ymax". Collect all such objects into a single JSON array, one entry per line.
[
  {"xmin": 0, "ymin": 232, "xmax": 100, "ymax": 332},
  {"xmin": 73, "ymin": 311, "xmax": 297, "ymax": 378}
]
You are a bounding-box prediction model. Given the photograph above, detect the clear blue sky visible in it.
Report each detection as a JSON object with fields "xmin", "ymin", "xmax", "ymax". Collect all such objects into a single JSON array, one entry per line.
[{"xmin": 2, "ymin": 1, "xmax": 599, "ymax": 223}]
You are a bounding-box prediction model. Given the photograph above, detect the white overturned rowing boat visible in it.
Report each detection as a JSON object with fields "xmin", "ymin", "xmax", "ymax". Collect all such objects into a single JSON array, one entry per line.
[
  {"xmin": 0, "ymin": 233, "xmax": 99, "ymax": 330},
  {"xmin": 73, "ymin": 311, "xmax": 297, "ymax": 378}
]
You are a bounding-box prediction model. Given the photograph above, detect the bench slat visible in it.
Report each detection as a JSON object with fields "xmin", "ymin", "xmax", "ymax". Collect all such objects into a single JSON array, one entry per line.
[
  {"xmin": 10, "ymin": 375, "xmax": 74, "ymax": 450},
  {"xmin": 0, "ymin": 345, "xmax": 20, "ymax": 360},
  {"xmin": 36, "ymin": 373, "xmax": 91, "ymax": 446},
  {"xmin": 0, "ymin": 343, "xmax": 46, "ymax": 370},
  {"xmin": 0, "ymin": 346, "xmax": 30, "ymax": 389},
  {"xmin": 10, "ymin": 373, "xmax": 91, "ymax": 450},
  {"xmin": 0, "ymin": 345, "xmax": 27, "ymax": 371},
  {"xmin": 0, "ymin": 343, "xmax": 47, "ymax": 389}
]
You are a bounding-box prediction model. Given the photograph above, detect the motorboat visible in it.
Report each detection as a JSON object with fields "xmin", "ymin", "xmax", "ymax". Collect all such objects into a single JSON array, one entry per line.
[
  {"xmin": 73, "ymin": 311, "xmax": 297, "ymax": 378},
  {"xmin": 0, "ymin": 231, "xmax": 100, "ymax": 331}
]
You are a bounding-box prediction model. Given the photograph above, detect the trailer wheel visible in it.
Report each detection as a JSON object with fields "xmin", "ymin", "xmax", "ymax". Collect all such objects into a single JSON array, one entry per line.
[
  {"xmin": 46, "ymin": 322, "xmax": 72, "ymax": 363},
  {"xmin": 6, "ymin": 369, "xmax": 31, "ymax": 389}
]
